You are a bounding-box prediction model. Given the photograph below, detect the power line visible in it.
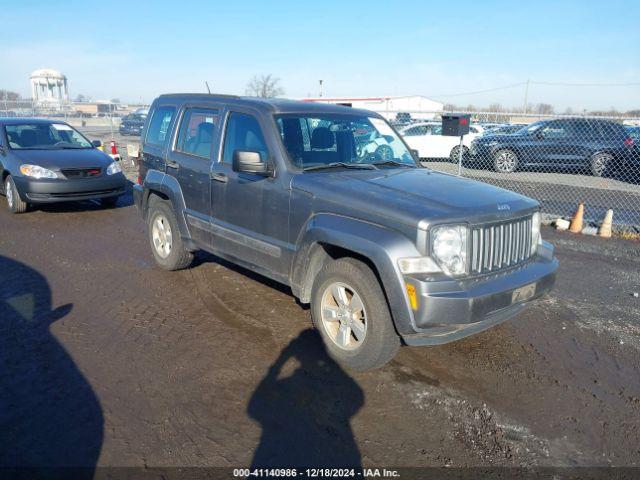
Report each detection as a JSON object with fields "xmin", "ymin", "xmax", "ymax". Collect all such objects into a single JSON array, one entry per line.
[{"xmin": 530, "ymin": 81, "xmax": 640, "ymax": 87}]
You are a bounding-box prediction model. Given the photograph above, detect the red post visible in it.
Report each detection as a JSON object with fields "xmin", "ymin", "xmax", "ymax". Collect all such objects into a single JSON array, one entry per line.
[{"xmin": 110, "ymin": 140, "xmax": 117, "ymax": 155}]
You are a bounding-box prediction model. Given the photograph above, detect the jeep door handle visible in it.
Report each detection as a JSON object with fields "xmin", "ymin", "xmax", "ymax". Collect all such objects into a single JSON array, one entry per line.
[{"xmin": 210, "ymin": 172, "xmax": 228, "ymax": 183}]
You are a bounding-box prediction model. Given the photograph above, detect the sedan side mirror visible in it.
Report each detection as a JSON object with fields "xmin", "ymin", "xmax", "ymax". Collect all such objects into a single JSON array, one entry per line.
[
  {"xmin": 92, "ymin": 140, "xmax": 103, "ymax": 148},
  {"xmin": 232, "ymin": 150, "xmax": 272, "ymax": 176}
]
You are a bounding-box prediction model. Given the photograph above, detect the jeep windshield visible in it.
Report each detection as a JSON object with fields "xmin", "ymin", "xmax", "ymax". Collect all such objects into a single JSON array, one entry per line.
[
  {"xmin": 5, "ymin": 122, "xmax": 93, "ymax": 150},
  {"xmin": 275, "ymin": 114, "xmax": 418, "ymax": 170}
]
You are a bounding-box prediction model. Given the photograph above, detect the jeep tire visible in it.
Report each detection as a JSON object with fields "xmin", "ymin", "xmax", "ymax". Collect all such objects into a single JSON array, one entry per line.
[
  {"xmin": 147, "ymin": 198, "xmax": 193, "ymax": 270},
  {"xmin": 311, "ymin": 257, "xmax": 400, "ymax": 371}
]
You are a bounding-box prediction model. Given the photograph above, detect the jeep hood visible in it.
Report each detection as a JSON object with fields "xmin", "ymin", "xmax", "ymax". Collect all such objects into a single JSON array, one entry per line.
[{"xmin": 292, "ymin": 168, "xmax": 538, "ymax": 228}]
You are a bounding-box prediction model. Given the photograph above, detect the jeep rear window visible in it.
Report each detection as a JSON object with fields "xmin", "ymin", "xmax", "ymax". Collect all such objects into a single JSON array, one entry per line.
[{"xmin": 145, "ymin": 106, "xmax": 175, "ymax": 147}]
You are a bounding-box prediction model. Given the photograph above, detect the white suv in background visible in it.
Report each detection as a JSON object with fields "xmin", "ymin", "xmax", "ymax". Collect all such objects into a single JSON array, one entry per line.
[{"xmin": 399, "ymin": 122, "xmax": 484, "ymax": 161}]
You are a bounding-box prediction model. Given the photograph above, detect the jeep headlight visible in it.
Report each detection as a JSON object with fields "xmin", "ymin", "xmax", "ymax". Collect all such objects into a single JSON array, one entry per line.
[
  {"xmin": 20, "ymin": 164, "xmax": 58, "ymax": 179},
  {"xmin": 106, "ymin": 161, "xmax": 122, "ymax": 175},
  {"xmin": 531, "ymin": 212, "xmax": 541, "ymax": 255},
  {"xmin": 431, "ymin": 225, "xmax": 468, "ymax": 275}
]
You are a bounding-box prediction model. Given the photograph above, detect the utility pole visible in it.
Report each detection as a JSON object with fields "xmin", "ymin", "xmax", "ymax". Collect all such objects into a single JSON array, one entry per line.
[
  {"xmin": 522, "ymin": 79, "xmax": 530, "ymax": 114},
  {"xmin": 319, "ymin": 80, "xmax": 323, "ymax": 98}
]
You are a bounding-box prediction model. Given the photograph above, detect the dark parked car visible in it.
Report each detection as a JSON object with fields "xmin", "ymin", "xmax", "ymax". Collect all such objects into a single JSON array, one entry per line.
[
  {"xmin": 0, "ymin": 118, "xmax": 127, "ymax": 213},
  {"xmin": 484, "ymin": 124, "xmax": 525, "ymax": 135},
  {"xmin": 119, "ymin": 113, "xmax": 146, "ymax": 136},
  {"xmin": 469, "ymin": 118, "xmax": 635, "ymax": 176},
  {"xmin": 134, "ymin": 94, "xmax": 557, "ymax": 371}
]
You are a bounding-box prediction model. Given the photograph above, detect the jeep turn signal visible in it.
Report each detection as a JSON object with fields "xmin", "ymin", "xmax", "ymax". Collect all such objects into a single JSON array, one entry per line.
[{"xmin": 406, "ymin": 283, "xmax": 418, "ymax": 310}]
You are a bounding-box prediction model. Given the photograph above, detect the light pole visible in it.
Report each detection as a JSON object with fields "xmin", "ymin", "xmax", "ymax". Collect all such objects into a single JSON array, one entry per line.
[{"xmin": 319, "ymin": 80, "xmax": 323, "ymax": 98}]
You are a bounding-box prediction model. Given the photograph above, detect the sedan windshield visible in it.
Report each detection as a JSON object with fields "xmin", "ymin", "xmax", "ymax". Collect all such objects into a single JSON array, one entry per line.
[
  {"xmin": 5, "ymin": 123, "xmax": 93, "ymax": 150},
  {"xmin": 275, "ymin": 114, "xmax": 417, "ymax": 170}
]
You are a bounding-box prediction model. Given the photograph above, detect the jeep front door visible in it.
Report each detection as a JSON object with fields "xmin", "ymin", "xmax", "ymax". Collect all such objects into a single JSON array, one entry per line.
[{"xmin": 209, "ymin": 110, "xmax": 290, "ymax": 280}]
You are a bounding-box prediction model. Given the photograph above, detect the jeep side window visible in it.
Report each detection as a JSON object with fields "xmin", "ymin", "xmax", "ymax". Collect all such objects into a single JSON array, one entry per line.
[
  {"xmin": 175, "ymin": 108, "xmax": 218, "ymax": 159},
  {"xmin": 145, "ymin": 106, "xmax": 175, "ymax": 147},
  {"xmin": 221, "ymin": 113, "xmax": 268, "ymax": 164}
]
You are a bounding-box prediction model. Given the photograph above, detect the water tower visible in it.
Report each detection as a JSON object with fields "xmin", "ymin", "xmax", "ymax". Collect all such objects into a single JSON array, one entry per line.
[{"xmin": 30, "ymin": 69, "xmax": 69, "ymax": 109}]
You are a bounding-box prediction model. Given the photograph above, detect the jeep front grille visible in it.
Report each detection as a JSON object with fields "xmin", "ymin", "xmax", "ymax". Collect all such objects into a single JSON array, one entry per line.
[{"xmin": 470, "ymin": 216, "xmax": 533, "ymax": 274}]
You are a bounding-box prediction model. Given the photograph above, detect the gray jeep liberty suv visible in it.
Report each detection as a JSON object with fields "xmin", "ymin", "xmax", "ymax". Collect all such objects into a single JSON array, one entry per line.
[{"xmin": 133, "ymin": 94, "xmax": 557, "ymax": 371}]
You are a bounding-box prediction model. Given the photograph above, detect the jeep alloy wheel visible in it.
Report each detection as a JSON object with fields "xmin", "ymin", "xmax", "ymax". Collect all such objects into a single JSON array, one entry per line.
[
  {"xmin": 320, "ymin": 282, "xmax": 368, "ymax": 350},
  {"xmin": 151, "ymin": 213, "xmax": 173, "ymax": 259}
]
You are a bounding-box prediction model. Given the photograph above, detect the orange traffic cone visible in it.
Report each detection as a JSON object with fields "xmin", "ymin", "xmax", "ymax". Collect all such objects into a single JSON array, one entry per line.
[
  {"xmin": 599, "ymin": 209, "xmax": 613, "ymax": 238},
  {"xmin": 569, "ymin": 203, "xmax": 584, "ymax": 233}
]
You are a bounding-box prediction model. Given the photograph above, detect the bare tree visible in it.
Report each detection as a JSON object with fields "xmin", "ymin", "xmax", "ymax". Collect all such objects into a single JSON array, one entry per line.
[
  {"xmin": 535, "ymin": 103, "xmax": 554, "ymax": 115},
  {"xmin": 245, "ymin": 74, "xmax": 285, "ymax": 98},
  {"xmin": 0, "ymin": 89, "xmax": 21, "ymax": 101},
  {"xmin": 74, "ymin": 94, "xmax": 89, "ymax": 103}
]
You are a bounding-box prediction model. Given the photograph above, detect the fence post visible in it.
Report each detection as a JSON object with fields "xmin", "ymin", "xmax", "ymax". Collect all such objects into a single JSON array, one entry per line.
[{"xmin": 457, "ymin": 135, "xmax": 464, "ymax": 176}]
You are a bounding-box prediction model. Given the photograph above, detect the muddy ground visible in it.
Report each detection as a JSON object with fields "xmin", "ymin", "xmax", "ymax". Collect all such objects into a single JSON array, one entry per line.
[{"xmin": 0, "ymin": 188, "xmax": 639, "ymax": 472}]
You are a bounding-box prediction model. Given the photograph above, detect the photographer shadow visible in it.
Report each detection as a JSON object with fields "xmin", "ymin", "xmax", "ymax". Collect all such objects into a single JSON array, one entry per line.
[
  {"xmin": 248, "ymin": 329, "xmax": 364, "ymax": 468},
  {"xmin": 0, "ymin": 256, "xmax": 103, "ymax": 475}
]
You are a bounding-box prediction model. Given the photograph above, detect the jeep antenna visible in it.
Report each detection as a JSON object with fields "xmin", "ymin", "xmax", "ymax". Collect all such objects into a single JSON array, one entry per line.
[{"xmin": 205, "ymin": 81, "xmax": 211, "ymax": 94}]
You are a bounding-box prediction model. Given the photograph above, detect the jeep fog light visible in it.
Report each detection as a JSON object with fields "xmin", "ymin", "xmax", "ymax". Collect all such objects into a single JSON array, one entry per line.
[
  {"xmin": 531, "ymin": 212, "xmax": 541, "ymax": 255},
  {"xmin": 431, "ymin": 225, "xmax": 468, "ymax": 276}
]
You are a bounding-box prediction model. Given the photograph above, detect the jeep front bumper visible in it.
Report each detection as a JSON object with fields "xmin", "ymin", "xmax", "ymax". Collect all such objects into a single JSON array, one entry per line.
[{"xmin": 399, "ymin": 240, "xmax": 557, "ymax": 346}]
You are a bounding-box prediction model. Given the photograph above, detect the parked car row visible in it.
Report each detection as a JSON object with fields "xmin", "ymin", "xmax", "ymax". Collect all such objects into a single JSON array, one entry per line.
[
  {"xmin": 467, "ymin": 118, "xmax": 637, "ymax": 176},
  {"xmin": 395, "ymin": 117, "xmax": 638, "ymax": 177}
]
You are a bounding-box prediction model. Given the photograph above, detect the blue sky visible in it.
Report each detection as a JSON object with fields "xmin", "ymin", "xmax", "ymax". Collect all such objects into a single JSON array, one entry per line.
[{"xmin": 1, "ymin": 0, "xmax": 639, "ymax": 110}]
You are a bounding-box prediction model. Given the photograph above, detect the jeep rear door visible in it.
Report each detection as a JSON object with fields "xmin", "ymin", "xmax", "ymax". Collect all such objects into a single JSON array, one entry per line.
[{"xmin": 165, "ymin": 106, "xmax": 221, "ymax": 245}]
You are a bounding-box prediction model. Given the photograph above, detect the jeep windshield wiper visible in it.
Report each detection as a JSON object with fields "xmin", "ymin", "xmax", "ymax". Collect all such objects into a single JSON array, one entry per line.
[
  {"xmin": 371, "ymin": 160, "xmax": 415, "ymax": 168},
  {"xmin": 303, "ymin": 162, "xmax": 378, "ymax": 172}
]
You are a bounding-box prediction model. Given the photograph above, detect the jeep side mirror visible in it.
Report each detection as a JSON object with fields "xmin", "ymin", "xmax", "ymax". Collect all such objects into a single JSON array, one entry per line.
[
  {"xmin": 92, "ymin": 140, "xmax": 102, "ymax": 148},
  {"xmin": 232, "ymin": 150, "xmax": 271, "ymax": 175}
]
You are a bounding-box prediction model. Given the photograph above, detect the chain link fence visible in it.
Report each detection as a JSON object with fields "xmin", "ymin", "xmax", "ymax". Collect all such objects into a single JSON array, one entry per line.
[
  {"xmin": 385, "ymin": 110, "xmax": 640, "ymax": 234},
  {"xmin": 2, "ymin": 98, "xmax": 640, "ymax": 234}
]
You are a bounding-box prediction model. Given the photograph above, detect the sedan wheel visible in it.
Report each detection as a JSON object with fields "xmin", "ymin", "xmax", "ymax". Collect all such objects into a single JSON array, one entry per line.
[
  {"xmin": 6, "ymin": 179, "xmax": 14, "ymax": 209},
  {"xmin": 320, "ymin": 282, "xmax": 367, "ymax": 351},
  {"xmin": 494, "ymin": 149, "xmax": 518, "ymax": 173},
  {"xmin": 5, "ymin": 176, "xmax": 28, "ymax": 214}
]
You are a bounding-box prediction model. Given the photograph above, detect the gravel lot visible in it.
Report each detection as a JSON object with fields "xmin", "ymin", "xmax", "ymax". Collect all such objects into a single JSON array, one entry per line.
[{"xmin": 1, "ymin": 186, "xmax": 639, "ymax": 473}]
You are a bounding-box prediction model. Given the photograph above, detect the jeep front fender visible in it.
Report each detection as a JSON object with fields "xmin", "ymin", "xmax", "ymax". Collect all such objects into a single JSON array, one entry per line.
[{"xmin": 291, "ymin": 213, "xmax": 421, "ymax": 336}]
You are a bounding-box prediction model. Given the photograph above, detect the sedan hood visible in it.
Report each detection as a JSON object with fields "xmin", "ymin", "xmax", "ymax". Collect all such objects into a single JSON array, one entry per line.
[
  {"xmin": 10, "ymin": 148, "xmax": 114, "ymax": 170},
  {"xmin": 292, "ymin": 167, "xmax": 537, "ymax": 228}
]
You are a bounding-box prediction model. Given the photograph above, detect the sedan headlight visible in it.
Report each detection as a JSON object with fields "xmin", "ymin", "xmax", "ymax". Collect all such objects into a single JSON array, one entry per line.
[
  {"xmin": 531, "ymin": 212, "xmax": 541, "ymax": 255},
  {"xmin": 20, "ymin": 164, "xmax": 58, "ymax": 179},
  {"xmin": 431, "ymin": 225, "xmax": 468, "ymax": 276},
  {"xmin": 106, "ymin": 161, "xmax": 122, "ymax": 175}
]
